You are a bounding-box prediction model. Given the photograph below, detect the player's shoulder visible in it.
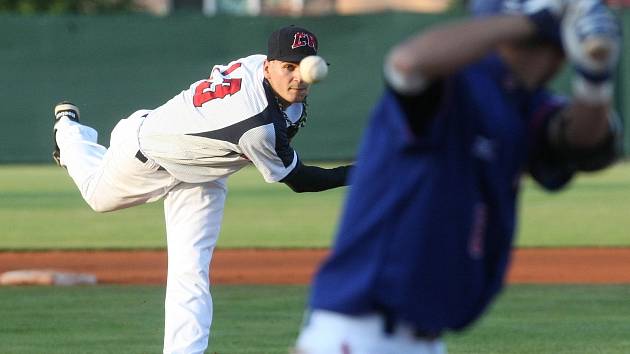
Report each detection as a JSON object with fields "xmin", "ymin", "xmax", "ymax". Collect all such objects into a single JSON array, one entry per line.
[
  {"xmin": 211, "ymin": 54, "xmax": 265, "ymax": 78},
  {"xmin": 239, "ymin": 54, "xmax": 267, "ymax": 68}
]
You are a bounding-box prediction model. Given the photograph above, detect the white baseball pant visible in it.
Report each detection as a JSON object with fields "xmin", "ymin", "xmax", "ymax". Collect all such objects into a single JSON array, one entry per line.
[
  {"xmin": 295, "ymin": 310, "xmax": 446, "ymax": 354},
  {"xmin": 55, "ymin": 110, "xmax": 227, "ymax": 354}
]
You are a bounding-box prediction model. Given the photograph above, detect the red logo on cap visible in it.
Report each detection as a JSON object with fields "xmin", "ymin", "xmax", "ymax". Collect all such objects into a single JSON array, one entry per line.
[{"xmin": 291, "ymin": 32, "xmax": 317, "ymax": 50}]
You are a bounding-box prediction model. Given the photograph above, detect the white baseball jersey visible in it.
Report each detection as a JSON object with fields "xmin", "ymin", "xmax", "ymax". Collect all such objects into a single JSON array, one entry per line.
[{"xmin": 138, "ymin": 54, "xmax": 304, "ymax": 184}]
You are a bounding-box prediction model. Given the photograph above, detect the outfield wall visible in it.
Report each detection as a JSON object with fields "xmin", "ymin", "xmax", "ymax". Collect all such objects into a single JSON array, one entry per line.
[{"xmin": 1, "ymin": 11, "xmax": 628, "ymax": 163}]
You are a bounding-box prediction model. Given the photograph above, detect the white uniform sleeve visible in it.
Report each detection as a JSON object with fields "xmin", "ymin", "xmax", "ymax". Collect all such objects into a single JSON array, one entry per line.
[{"xmin": 239, "ymin": 124, "xmax": 298, "ymax": 183}]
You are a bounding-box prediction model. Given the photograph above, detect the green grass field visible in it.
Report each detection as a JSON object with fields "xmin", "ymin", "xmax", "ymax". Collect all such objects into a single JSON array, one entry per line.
[
  {"xmin": 519, "ymin": 161, "xmax": 630, "ymax": 246},
  {"xmin": 0, "ymin": 284, "xmax": 629, "ymax": 354},
  {"xmin": 0, "ymin": 164, "xmax": 344, "ymax": 249},
  {"xmin": 2, "ymin": 163, "xmax": 630, "ymax": 353},
  {"xmin": 2, "ymin": 162, "xmax": 630, "ymax": 249}
]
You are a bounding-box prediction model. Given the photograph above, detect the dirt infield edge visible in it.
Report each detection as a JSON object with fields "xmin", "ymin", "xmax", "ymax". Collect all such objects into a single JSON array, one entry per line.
[{"xmin": 1, "ymin": 248, "xmax": 629, "ymax": 285}]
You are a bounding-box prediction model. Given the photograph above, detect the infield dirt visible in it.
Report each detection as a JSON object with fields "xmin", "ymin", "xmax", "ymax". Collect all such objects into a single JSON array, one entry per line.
[{"xmin": 0, "ymin": 248, "xmax": 629, "ymax": 284}]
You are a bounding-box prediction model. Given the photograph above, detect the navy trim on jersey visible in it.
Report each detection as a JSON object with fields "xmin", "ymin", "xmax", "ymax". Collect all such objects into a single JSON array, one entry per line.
[
  {"xmin": 189, "ymin": 109, "xmax": 272, "ymax": 144},
  {"xmin": 188, "ymin": 80, "xmax": 295, "ymax": 168},
  {"xmin": 264, "ymin": 80, "xmax": 295, "ymax": 167},
  {"xmin": 271, "ymin": 110, "xmax": 295, "ymax": 167}
]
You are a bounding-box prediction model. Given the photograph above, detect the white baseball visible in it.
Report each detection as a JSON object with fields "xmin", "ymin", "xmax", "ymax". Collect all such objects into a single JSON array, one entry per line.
[{"xmin": 299, "ymin": 55, "xmax": 328, "ymax": 84}]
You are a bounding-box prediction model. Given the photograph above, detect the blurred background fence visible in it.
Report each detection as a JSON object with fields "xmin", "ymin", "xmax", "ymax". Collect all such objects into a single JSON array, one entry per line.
[{"xmin": 0, "ymin": 0, "xmax": 628, "ymax": 162}]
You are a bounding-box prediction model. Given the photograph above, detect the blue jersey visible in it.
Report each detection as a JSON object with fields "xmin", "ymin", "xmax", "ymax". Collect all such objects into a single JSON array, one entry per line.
[{"xmin": 309, "ymin": 55, "xmax": 570, "ymax": 333}]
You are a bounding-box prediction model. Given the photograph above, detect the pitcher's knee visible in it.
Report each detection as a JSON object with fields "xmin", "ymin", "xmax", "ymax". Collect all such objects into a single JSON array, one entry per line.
[
  {"xmin": 170, "ymin": 266, "xmax": 208, "ymax": 282},
  {"xmin": 85, "ymin": 198, "xmax": 118, "ymax": 213},
  {"xmin": 168, "ymin": 265, "xmax": 209, "ymax": 289}
]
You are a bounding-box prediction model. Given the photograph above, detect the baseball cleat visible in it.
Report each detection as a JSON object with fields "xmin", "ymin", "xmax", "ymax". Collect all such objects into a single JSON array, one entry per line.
[{"xmin": 52, "ymin": 101, "xmax": 80, "ymax": 166}]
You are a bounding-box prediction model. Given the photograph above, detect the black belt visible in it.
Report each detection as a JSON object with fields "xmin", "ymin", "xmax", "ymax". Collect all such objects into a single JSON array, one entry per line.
[
  {"xmin": 135, "ymin": 150, "xmax": 165, "ymax": 170},
  {"xmin": 135, "ymin": 112, "xmax": 164, "ymax": 169},
  {"xmin": 135, "ymin": 150, "xmax": 149, "ymax": 163}
]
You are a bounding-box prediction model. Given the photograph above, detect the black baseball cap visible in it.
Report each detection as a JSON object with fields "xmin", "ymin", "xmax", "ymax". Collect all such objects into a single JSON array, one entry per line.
[{"xmin": 267, "ymin": 25, "xmax": 318, "ymax": 63}]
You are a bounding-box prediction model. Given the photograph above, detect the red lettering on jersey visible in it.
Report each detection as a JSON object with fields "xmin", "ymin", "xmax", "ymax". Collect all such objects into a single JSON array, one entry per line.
[
  {"xmin": 193, "ymin": 78, "xmax": 242, "ymax": 107},
  {"xmin": 193, "ymin": 63, "xmax": 243, "ymax": 107},
  {"xmin": 468, "ymin": 203, "xmax": 487, "ymax": 259},
  {"xmin": 222, "ymin": 62, "xmax": 242, "ymax": 76}
]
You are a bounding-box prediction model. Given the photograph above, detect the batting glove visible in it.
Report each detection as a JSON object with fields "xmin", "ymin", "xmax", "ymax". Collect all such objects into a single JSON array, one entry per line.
[{"xmin": 562, "ymin": 0, "xmax": 621, "ymax": 103}]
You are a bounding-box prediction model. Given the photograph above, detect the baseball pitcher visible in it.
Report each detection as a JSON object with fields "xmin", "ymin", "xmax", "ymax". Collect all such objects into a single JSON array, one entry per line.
[{"xmin": 53, "ymin": 26, "xmax": 352, "ymax": 354}]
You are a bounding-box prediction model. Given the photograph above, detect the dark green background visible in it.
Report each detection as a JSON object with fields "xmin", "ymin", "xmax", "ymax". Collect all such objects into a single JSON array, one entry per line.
[{"xmin": 1, "ymin": 11, "xmax": 628, "ymax": 162}]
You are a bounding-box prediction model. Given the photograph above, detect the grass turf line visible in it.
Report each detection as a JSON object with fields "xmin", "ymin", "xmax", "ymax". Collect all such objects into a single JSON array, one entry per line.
[
  {"xmin": 0, "ymin": 284, "xmax": 629, "ymax": 353},
  {"xmin": 2, "ymin": 162, "xmax": 630, "ymax": 249}
]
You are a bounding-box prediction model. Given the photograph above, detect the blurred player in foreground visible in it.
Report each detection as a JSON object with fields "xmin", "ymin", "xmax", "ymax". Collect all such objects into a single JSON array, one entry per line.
[
  {"xmin": 52, "ymin": 25, "xmax": 351, "ymax": 354},
  {"xmin": 295, "ymin": 0, "xmax": 622, "ymax": 353}
]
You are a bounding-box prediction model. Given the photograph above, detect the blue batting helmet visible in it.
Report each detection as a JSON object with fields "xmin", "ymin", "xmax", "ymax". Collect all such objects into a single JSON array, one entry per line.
[{"xmin": 469, "ymin": 0, "xmax": 562, "ymax": 46}]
